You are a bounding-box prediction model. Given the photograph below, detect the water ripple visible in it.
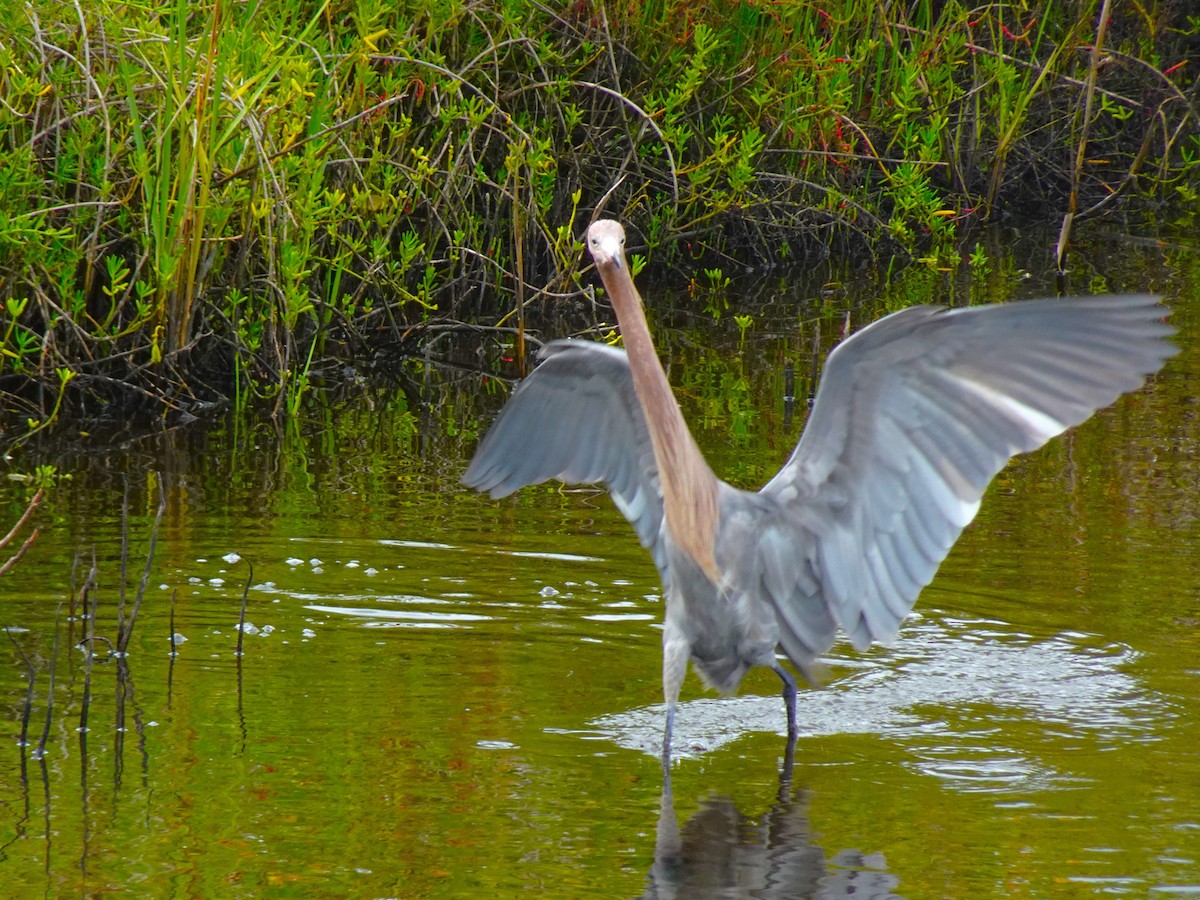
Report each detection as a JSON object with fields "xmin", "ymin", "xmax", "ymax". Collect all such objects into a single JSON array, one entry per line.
[
  {"xmin": 305, "ymin": 603, "xmax": 493, "ymax": 628},
  {"xmin": 592, "ymin": 614, "xmax": 1170, "ymax": 776}
]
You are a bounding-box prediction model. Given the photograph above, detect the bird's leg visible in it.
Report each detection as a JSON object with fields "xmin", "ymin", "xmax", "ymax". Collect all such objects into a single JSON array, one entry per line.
[
  {"xmin": 773, "ymin": 664, "xmax": 799, "ymax": 740},
  {"xmin": 661, "ymin": 634, "xmax": 689, "ymax": 770},
  {"xmin": 661, "ymin": 703, "xmax": 675, "ymax": 770}
]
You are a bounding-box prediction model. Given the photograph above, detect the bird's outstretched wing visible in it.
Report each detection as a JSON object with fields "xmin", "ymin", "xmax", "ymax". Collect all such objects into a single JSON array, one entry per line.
[
  {"xmin": 756, "ymin": 294, "xmax": 1175, "ymax": 665},
  {"xmin": 462, "ymin": 340, "xmax": 668, "ymax": 578}
]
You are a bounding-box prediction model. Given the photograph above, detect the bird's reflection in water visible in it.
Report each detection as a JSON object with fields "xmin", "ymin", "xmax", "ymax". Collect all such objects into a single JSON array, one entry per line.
[{"xmin": 643, "ymin": 747, "xmax": 903, "ymax": 899}]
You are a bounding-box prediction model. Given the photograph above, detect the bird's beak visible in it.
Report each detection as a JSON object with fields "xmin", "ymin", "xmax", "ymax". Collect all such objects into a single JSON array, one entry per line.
[{"xmin": 597, "ymin": 233, "xmax": 624, "ymax": 268}]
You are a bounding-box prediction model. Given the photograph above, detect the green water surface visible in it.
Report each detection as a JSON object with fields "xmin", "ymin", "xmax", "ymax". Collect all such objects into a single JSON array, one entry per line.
[{"xmin": 1, "ymin": 230, "xmax": 1198, "ymax": 897}]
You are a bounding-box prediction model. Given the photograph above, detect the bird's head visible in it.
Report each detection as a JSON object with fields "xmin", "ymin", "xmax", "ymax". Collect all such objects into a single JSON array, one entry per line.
[{"xmin": 587, "ymin": 219, "xmax": 626, "ymax": 270}]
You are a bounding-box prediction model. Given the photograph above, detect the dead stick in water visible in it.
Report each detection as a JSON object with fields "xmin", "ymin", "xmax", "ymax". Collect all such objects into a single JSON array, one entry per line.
[
  {"xmin": 37, "ymin": 604, "xmax": 63, "ymax": 759},
  {"xmin": 6, "ymin": 628, "xmax": 36, "ymax": 748},
  {"xmin": 236, "ymin": 561, "xmax": 253, "ymax": 657},
  {"xmin": 118, "ymin": 474, "xmax": 167, "ymax": 656},
  {"xmin": 116, "ymin": 481, "xmax": 130, "ymax": 648},
  {"xmin": 0, "ymin": 488, "xmax": 43, "ymax": 576},
  {"xmin": 0, "ymin": 530, "xmax": 39, "ymax": 576},
  {"xmin": 86, "ymin": 548, "xmax": 100, "ymax": 649},
  {"xmin": 0, "ymin": 488, "xmax": 42, "ymax": 549},
  {"xmin": 167, "ymin": 588, "xmax": 179, "ymax": 709},
  {"xmin": 169, "ymin": 588, "xmax": 178, "ymax": 657},
  {"xmin": 79, "ymin": 550, "xmax": 99, "ymax": 741}
]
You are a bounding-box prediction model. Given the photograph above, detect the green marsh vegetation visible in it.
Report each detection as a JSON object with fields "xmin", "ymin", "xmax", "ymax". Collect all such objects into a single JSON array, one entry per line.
[{"xmin": 1, "ymin": 0, "xmax": 1197, "ymax": 442}]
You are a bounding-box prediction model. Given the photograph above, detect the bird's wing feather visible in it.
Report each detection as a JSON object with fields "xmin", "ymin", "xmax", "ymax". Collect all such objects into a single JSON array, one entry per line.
[
  {"xmin": 757, "ymin": 294, "xmax": 1175, "ymax": 666},
  {"xmin": 462, "ymin": 340, "xmax": 668, "ymax": 580}
]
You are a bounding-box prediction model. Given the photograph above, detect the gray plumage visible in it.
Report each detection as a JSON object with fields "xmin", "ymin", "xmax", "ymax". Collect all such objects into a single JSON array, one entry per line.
[
  {"xmin": 463, "ymin": 219, "xmax": 1176, "ymax": 766},
  {"xmin": 464, "ymin": 341, "xmax": 670, "ymax": 584}
]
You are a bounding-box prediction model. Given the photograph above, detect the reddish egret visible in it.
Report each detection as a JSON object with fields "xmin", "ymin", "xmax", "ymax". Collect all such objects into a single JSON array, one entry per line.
[{"xmin": 463, "ymin": 219, "xmax": 1175, "ymax": 766}]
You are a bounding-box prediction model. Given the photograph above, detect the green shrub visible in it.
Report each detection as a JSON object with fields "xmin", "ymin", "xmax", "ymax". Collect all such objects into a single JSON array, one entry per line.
[{"xmin": 1, "ymin": 0, "xmax": 1196, "ymax": 438}]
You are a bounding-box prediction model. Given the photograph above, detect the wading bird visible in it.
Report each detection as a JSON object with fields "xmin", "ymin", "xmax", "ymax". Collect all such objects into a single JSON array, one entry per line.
[{"xmin": 463, "ymin": 219, "xmax": 1175, "ymax": 766}]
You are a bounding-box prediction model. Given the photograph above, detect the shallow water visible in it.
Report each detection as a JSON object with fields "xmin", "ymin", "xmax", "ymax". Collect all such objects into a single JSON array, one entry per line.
[{"xmin": 2, "ymin": 229, "xmax": 1199, "ymax": 897}]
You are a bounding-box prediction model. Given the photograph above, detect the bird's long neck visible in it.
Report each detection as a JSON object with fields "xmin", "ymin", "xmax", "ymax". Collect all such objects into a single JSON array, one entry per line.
[{"xmin": 597, "ymin": 261, "xmax": 721, "ymax": 583}]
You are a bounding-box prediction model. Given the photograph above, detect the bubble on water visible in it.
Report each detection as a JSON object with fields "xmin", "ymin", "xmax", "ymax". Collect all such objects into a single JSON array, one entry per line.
[
  {"xmin": 538, "ymin": 586, "xmax": 560, "ymax": 598},
  {"xmin": 286, "ymin": 557, "xmax": 304, "ymax": 566},
  {"xmin": 237, "ymin": 622, "xmax": 259, "ymax": 635},
  {"xmin": 223, "ymin": 552, "xmax": 241, "ymax": 564},
  {"xmin": 302, "ymin": 628, "xmax": 316, "ymax": 638}
]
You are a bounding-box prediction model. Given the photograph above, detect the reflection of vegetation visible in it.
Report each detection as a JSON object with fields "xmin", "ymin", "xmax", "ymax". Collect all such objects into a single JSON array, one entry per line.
[
  {"xmin": 1, "ymin": 1, "xmax": 1197, "ymax": 438},
  {"xmin": 683, "ymin": 352, "xmax": 757, "ymax": 443}
]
